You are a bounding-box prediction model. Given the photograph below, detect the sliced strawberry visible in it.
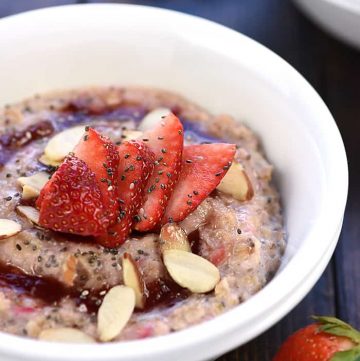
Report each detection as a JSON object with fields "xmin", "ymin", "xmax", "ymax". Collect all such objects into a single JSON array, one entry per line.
[
  {"xmin": 134, "ymin": 113, "xmax": 183, "ymax": 232},
  {"xmin": 37, "ymin": 155, "xmax": 109, "ymax": 236},
  {"xmin": 162, "ymin": 143, "xmax": 236, "ymax": 224},
  {"xmin": 74, "ymin": 128, "xmax": 119, "ymax": 225},
  {"xmin": 96, "ymin": 141, "xmax": 155, "ymax": 247}
]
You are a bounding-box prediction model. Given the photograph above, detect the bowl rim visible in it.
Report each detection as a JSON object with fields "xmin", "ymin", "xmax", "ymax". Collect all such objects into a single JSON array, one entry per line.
[
  {"xmin": 0, "ymin": 3, "xmax": 348, "ymax": 361},
  {"xmin": 315, "ymin": 0, "xmax": 360, "ymax": 13}
]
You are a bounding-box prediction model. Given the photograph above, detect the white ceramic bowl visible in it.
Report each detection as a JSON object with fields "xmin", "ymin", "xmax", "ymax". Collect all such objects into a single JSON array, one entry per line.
[
  {"xmin": 0, "ymin": 4, "xmax": 348, "ymax": 361},
  {"xmin": 295, "ymin": 0, "xmax": 360, "ymax": 49}
]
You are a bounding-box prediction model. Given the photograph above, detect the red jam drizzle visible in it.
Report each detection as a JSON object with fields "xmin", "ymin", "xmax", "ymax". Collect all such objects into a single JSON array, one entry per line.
[
  {"xmin": 0, "ymin": 262, "xmax": 189, "ymax": 314},
  {"xmin": 0, "ymin": 121, "xmax": 54, "ymax": 169},
  {"xmin": 143, "ymin": 278, "xmax": 190, "ymax": 311}
]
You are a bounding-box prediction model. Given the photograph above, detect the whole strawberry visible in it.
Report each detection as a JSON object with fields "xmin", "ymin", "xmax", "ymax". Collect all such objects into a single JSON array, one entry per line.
[{"xmin": 273, "ymin": 316, "xmax": 360, "ymax": 361}]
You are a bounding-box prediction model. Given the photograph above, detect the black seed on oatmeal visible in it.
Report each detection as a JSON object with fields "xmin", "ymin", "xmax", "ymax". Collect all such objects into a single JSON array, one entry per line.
[
  {"xmin": 5, "ymin": 173, "xmax": 11, "ymax": 178},
  {"xmin": 237, "ymin": 228, "xmax": 242, "ymax": 234},
  {"xmin": 142, "ymin": 138, "xmax": 149, "ymax": 142},
  {"xmin": 4, "ymin": 196, "xmax": 12, "ymax": 201},
  {"xmin": 15, "ymin": 244, "xmax": 22, "ymax": 251}
]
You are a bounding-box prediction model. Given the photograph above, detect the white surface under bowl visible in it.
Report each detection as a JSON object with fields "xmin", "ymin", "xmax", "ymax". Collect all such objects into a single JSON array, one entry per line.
[
  {"xmin": 295, "ymin": 0, "xmax": 360, "ymax": 49},
  {"xmin": 0, "ymin": 4, "xmax": 348, "ymax": 361}
]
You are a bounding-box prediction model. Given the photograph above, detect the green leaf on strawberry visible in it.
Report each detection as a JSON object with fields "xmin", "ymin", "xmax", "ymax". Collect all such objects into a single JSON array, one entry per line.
[
  {"xmin": 331, "ymin": 347, "xmax": 360, "ymax": 361},
  {"xmin": 314, "ymin": 316, "xmax": 360, "ymax": 345}
]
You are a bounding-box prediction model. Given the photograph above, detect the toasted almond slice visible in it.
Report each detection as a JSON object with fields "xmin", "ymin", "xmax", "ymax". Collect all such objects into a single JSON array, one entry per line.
[
  {"xmin": 159, "ymin": 223, "xmax": 191, "ymax": 254},
  {"xmin": 18, "ymin": 172, "xmax": 49, "ymax": 189},
  {"xmin": 163, "ymin": 249, "xmax": 220, "ymax": 293},
  {"xmin": 122, "ymin": 130, "xmax": 143, "ymax": 141},
  {"xmin": 18, "ymin": 172, "xmax": 49, "ymax": 200},
  {"xmin": 217, "ymin": 162, "xmax": 254, "ymax": 201},
  {"xmin": 97, "ymin": 285, "xmax": 135, "ymax": 342},
  {"xmin": 39, "ymin": 154, "xmax": 62, "ymax": 167},
  {"xmin": 38, "ymin": 328, "xmax": 95, "ymax": 343},
  {"xmin": 0, "ymin": 219, "xmax": 22, "ymax": 240},
  {"xmin": 138, "ymin": 108, "xmax": 171, "ymax": 131},
  {"xmin": 62, "ymin": 255, "xmax": 78, "ymax": 287},
  {"xmin": 44, "ymin": 126, "xmax": 85, "ymax": 161},
  {"xmin": 16, "ymin": 206, "xmax": 40, "ymax": 225},
  {"xmin": 122, "ymin": 253, "xmax": 146, "ymax": 309},
  {"xmin": 22, "ymin": 185, "xmax": 40, "ymax": 200}
]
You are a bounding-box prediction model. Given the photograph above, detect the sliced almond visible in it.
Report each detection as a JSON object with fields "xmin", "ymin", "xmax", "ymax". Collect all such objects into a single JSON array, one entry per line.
[
  {"xmin": 97, "ymin": 285, "xmax": 135, "ymax": 342},
  {"xmin": 159, "ymin": 223, "xmax": 191, "ymax": 254},
  {"xmin": 163, "ymin": 249, "xmax": 220, "ymax": 293},
  {"xmin": 18, "ymin": 172, "xmax": 49, "ymax": 189},
  {"xmin": 217, "ymin": 162, "xmax": 254, "ymax": 201},
  {"xmin": 138, "ymin": 108, "xmax": 171, "ymax": 131},
  {"xmin": 122, "ymin": 253, "xmax": 147, "ymax": 309},
  {"xmin": 0, "ymin": 219, "xmax": 22, "ymax": 240},
  {"xmin": 39, "ymin": 154, "xmax": 62, "ymax": 167},
  {"xmin": 122, "ymin": 130, "xmax": 143, "ymax": 141},
  {"xmin": 44, "ymin": 125, "xmax": 85, "ymax": 161},
  {"xmin": 16, "ymin": 206, "xmax": 40, "ymax": 225},
  {"xmin": 21, "ymin": 185, "xmax": 40, "ymax": 200},
  {"xmin": 38, "ymin": 328, "xmax": 95, "ymax": 343},
  {"xmin": 18, "ymin": 172, "xmax": 49, "ymax": 199}
]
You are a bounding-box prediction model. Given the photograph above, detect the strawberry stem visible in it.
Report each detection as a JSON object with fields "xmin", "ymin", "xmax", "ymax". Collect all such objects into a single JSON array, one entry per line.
[{"xmin": 312, "ymin": 316, "xmax": 360, "ymax": 345}]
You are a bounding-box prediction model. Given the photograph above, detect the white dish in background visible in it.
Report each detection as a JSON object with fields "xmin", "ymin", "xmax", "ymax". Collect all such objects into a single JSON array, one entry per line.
[
  {"xmin": 0, "ymin": 4, "xmax": 348, "ymax": 361},
  {"xmin": 295, "ymin": 0, "xmax": 360, "ymax": 48}
]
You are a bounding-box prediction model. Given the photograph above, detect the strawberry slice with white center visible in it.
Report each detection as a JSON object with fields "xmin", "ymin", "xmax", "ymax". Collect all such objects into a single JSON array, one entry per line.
[
  {"xmin": 97, "ymin": 141, "xmax": 155, "ymax": 247},
  {"xmin": 74, "ymin": 128, "xmax": 119, "ymax": 225},
  {"xmin": 134, "ymin": 113, "xmax": 183, "ymax": 232},
  {"xmin": 37, "ymin": 155, "xmax": 110, "ymax": 236},
  {"xmin": 162, "ymin": 143, "xmax": 236, "ymax": 224}
]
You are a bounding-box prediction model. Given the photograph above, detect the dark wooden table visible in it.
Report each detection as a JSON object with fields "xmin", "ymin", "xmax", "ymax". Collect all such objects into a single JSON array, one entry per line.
[{"xmin": 1, "ymin": 1, "xmax": 359, "ymax": 360}]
